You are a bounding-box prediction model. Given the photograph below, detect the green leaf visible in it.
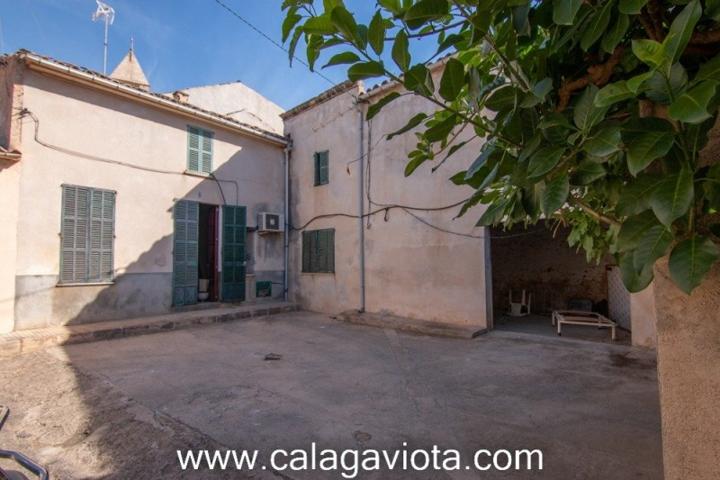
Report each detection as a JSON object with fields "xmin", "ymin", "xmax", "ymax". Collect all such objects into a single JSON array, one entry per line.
[
  {"xmin": 392, "ymin": 30, "xmax": 410, "ymax": 71},
  {"xmin": 366, "ymin": 92, "xmax": 401, "ymax": 120},
  {"xmin": 627, "ymin": 71, "xmax": 654, "ymax": 94},
  {"xmin": 668, "ymin": 80, "xmax": 719, "ymax": 124},
  {"xmin": 303, "ymin": 15, "xmax": 336, "ymax": 35},
  {"xmin": 404, "ymin": 64, "xmax": 434, "ymax": 96},
  {"xmin": 595, "ymin": 81, "xmax": 634, "ymax": 107},
  {"xmin": 542, "ymin": 174, "xmax": 570, "ymax": 215},
  {"xmin": 476, "ymin": 198, "xmax": 510, "ymax": 226},
  {"xmin": 617, "ymin": 211, "xmax": 660, "ymax": 252},
  {"xmin": 347, "ymin": 61, "xmax": 385, "ymax": 81},
  {"xmin": 528, "ymin": 146, "xmax": 565, "ymax": 179},
  {"xmin": 465, "ymin": 141, "xmax": 496, "ymax": 180},
  {"xmin": 323, "ymin": 51, "xmax": 361, "ymax": 68},
  {"xmin": 696, "ymin": 54, "xmax": 720, "ymax": 83},
  {"xmin": 662, "ymin": 0, "xmax": 702, "ymax": 65},
  {"xmin": 624, "ymin": 130, "xmax": 674, "ymax": 176},
  {"xmin": 573, "ymin": 85, "xmax": 608, "ymax": 131},
  {"xmin": 616, "ymin": 175, "xmax": 661, "ymax": 217},
  {"xmin": 707, "ymin": 0, "xmax": 720, "ymax": 21},
  {"xmin": 580, "ymin": 0, "xmax": 614, "ymax": 51},
  {"xmin": 404, "ymin": 154, "xmax": 427, "ymax": 176},
  {"xmin": 633, "ymin": 225, "xmax": 673, "ymax": 272},
  {"xmin": 584, "ymin": 126, "xmax": 621, "ymax": 157},
  {"xmin": 669, "ymin": 236, "xmax": 720, "ymax": 294},
  {"xmin": 387, "ymin": 113, "xmax": 427, "ymax": 140},
  {"xmin": 618, "ymin": 0, "xmax": 648, "ymax": 14},
  {"xmin": 288, "ymin": 28, "xmax": 303, "ymax": 66},
  {"xmin": 619, "ymin": 252, "xmax": 654, "ymax": 292},
  {"xmin": 601, "ymin": 13, "xmax": 629, "ymax": 54},
  {"xmin": 330, "ymin": 6, "xmax": 362, "ymax": 46},
  {"xmin": 520, "ymin": 78, "xmax": 553, "ymax": 108},
  {"xmin": 485, "ymin": 85, "xmax": 519, "ymax": 112},
  {"xmin": 572, "ymin": 159, "xmax": 606, "ymax": 185},
  {"xmin": 404, "ymin": 0, "xmax": 450, "ymax": 30},
  {"xmin": 439, "ymin": 58, "xmax": 465, "ymax": 101},
  {"xmin": 632, "ymin": 39, "xmax": 668, "ymax": 71},
  {"xmin": 646, "ymin": 63, "xmax": 688, "ymax": 104},
  {"xmin": 368, "ymin": 11, "xmax": 386, "ymax": 55},
  {"xmin": 424, "ymin": 114, "xmax": 458, "ymax": 142},
  {"xmin": 649, "ymin": 167, "xmax": 694, "ymax": 226},
  {"xmin": 282, "ymin": 11, "xmax": 302, "ymax": 42},
  {"xmin": 378, "ymin": 0, "xmax": 402, "ymax": 15},
  {"xmin": 553, "ymin": 0, "xmax": 583, "ymax": 25}
]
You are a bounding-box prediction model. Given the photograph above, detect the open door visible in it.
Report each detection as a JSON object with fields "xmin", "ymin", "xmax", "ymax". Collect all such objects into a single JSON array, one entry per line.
[
  {"xmin": 222, "ymin": 205, "xmax": 246, "ymax": 302},
  {"xmin": 173, "ymin": 200, "xmax": 199, "ymax": 306}
]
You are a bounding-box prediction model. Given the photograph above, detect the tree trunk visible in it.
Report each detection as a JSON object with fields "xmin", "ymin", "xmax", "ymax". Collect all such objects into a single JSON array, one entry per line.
[{"xmin": 653, "ymin": 257, "xmax": 720, "ymax": 479}]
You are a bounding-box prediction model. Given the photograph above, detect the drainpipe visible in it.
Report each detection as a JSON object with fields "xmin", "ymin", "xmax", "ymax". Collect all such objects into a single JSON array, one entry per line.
[
  {"xmin": 283, "ymin": 138, "xmax": 292, "ymax": 302},
  {"xmin": 356, "ymin": 102, "xmax": 366, "ymax": 313}
]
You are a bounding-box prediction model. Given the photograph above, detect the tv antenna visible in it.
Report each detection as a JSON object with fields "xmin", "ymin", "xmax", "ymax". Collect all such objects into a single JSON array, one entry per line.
[{"xmin": 92, "ymin": 0, "xmax": 115, "ymax": 74}]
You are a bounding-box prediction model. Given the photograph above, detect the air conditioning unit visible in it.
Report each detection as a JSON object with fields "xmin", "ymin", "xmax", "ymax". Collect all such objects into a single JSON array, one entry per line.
[{"xmin": 257, "ymin": 212, "xmax": 283, "ymax": 234}]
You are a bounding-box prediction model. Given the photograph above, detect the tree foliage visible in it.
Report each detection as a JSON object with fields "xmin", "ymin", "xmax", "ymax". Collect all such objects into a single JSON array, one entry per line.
[{"xmin": 281, "ymin": 0, "xmax": 720, "ymax": 294}]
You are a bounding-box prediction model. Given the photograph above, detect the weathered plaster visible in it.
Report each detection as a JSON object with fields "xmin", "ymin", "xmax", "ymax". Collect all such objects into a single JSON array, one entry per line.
[
  {"xmin": 285, "ymin": 76, "xmax": 489, "ymax": 328},
  {"xmin": 7, "ymin": 67, "xmax": 284, "ymax": 329}
]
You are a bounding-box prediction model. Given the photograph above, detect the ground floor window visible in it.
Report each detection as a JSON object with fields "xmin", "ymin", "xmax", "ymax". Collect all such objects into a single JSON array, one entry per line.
[
  {"xmin": 302, "ymin": 228, "xmax": 335, "ymax": 273},
  {"xmin": 60, "ymin": 184, "xmax": 115, "ymax": 284}
]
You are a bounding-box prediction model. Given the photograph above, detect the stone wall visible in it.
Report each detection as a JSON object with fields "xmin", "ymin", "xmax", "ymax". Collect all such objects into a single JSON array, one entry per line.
[{"xmin": 490, "ymin": 225, "xmax": 609, "ymax": 315}]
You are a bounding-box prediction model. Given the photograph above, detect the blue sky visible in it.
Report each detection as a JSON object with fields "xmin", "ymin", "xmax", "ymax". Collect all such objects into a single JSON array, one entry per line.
[{"xmin": 0, "ymin": 0, "xmax": 437, "ymax": 109}]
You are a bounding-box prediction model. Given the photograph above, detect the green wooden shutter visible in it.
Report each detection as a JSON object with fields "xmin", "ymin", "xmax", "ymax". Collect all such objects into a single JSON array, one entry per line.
[
  {"xmin": 302, "ymin": 231, "xmax": 311, "ymax": 272},
  {"xmin": 187, "ymin": 127, "xmax": 201, "ymax": 172},
  {"xmin": 200, "ymin": 130, "xmax": 213, "ymax": 173},
  {"xmin": 222, "ymin": 205, "xmax": 246, "ymax": 301},
  {"xmin": 60, "ymin": 185, "xmax": 90, "ymax": 283},
  {"xmin": 319, "ymin": 151, "xmax": 329, "ymax": 185},
  {"xmin": 173, "ymin": 200, "xmax": 199, "ymax": 306},
  {"xmin": 326, "ymin": 229, "xmax": 335, "ymax": 272},
  {"xmin": 313, "ymin": 153, "xmax": 320, "ymax": 185},
  {"xmin": 88, "ymin": 189, "xmax": 115, "ymax": 282}
]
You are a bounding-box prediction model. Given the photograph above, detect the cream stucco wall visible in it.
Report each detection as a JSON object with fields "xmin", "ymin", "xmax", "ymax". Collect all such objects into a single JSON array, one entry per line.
[
  {"xmin": 179, "ymin": 82, "xmax": 285, "ymax": 135},
  {"xmin": 6, "ymin": 67, "xmax": 285, "ymax": 330},
  {"xmin": 285, "ymin": 80, "xmax": 490, "ymax": 329}
]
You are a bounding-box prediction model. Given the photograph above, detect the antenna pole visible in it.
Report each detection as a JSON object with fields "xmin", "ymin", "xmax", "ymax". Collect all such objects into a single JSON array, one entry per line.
[
  {"xmin": 103, "ymin": 16, "xmax": 109, "ymax": 74},
  {"xmin": 92, "ymin": 1, "xmax": 115, "ymax": 75}
]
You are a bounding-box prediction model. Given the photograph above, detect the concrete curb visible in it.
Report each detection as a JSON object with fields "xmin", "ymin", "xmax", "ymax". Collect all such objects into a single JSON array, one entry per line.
[{"xmin": 0, "ymin": 302, "xmax": 299, "ymax": 357}]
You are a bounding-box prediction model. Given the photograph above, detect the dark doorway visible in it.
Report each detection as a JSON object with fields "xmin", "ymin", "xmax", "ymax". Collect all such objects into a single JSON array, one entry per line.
[{"xmin": 198, "ymin": 203, "xmax": 219, "ymax": 302}]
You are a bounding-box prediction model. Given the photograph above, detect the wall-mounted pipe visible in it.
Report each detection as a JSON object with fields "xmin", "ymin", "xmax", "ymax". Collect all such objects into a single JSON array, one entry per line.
[
  {"xmin": 283, "ymin": 137, "xmax": 292, "ymax": 302},
  {"xmin": 356, "ymin": 102, "xmax": 366, "ymax": 313}
]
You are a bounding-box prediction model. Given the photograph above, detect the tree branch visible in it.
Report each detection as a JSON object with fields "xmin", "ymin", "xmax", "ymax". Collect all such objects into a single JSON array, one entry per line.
[
  {"xmin": 556, "ymin": 47, "xmax": 624, "ymax": 112},
  {"xmin": 571, "ymin": 198, "xmax": 621, "ymax": 227}
]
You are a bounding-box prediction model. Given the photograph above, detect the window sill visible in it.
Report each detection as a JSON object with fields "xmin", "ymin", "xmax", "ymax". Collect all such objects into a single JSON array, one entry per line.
[
  {"xmin": 56, "ymin": 281, "xmax": 115, "ymax": 288},
  {"xmin": 183, "ymin": 170, "xmax": 212, "ymax": 178},
  {"xmin": 301, "ymin": 272, "xmax": 335, "ymax": 275}
]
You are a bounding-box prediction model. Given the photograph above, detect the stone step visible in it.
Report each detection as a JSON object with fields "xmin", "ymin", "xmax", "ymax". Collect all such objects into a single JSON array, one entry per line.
[{"xmin": 0, "ymin": 301, "xmax": 299, "ymax": 357}]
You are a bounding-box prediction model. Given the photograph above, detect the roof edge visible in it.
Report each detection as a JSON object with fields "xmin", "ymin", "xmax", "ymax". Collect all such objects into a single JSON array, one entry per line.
[
  {"xmin": 281, "ymin": 80, "xmax": 360, "ymax": 120},
  {"xmin": 13, "ymin": 50, "xmax": 288, "ymax": 147}
]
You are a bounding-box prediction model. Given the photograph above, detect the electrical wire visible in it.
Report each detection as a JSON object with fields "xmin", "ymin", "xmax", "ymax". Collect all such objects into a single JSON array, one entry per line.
[
  {"xmin": 19, "ymin": 108, "xmax": 238, "ymax": 204},
  {"xmin": 212, "ymin": 0, "xmax": 337, "ymax": 86}
]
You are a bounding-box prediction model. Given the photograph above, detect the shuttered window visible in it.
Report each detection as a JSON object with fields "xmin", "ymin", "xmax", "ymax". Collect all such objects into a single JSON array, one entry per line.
[
  {"xmin": 60, "ymin": 185, "xmax": 115, "ymax": 284},
  {"xmin": 302, "ymin": 229, "xmax": 335, "ymax": 273},
  {"xmin": 187, "ymin": 126, "xmax": 214, "ymax": 174},
  {"xmin": 314, "ymin": 151, "xmax": 329, "ymax": 186}
]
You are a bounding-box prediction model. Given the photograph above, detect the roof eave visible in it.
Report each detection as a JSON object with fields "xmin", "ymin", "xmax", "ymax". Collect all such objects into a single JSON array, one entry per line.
[{"xmin": 18, "ymin": 52, "xmax": 288, "ymax": 147}]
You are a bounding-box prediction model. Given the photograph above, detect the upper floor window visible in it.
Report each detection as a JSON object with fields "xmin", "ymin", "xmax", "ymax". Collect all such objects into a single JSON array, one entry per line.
[
  {"xmin": 60, "ymin": 184, "xmax": 116, "ymax": 284},
  {"xmin": 314, "ymin": 151, "xmax": 329, "ymax": 186},
  {"xmin": 187, "ymin": 126, "xmax": 214, "ymax": 174}
]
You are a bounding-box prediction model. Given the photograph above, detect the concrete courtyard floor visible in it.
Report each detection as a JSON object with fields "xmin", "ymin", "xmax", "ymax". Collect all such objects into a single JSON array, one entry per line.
[{"xmin": 0, "ymin": 311, "xmax": 662, "ymax": 479}]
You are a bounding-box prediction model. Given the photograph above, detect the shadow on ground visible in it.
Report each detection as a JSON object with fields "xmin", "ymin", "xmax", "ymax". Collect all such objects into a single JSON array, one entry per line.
[{"xmin": 1, "ymin": 311, "xmax": 663, "ymax": 479}]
